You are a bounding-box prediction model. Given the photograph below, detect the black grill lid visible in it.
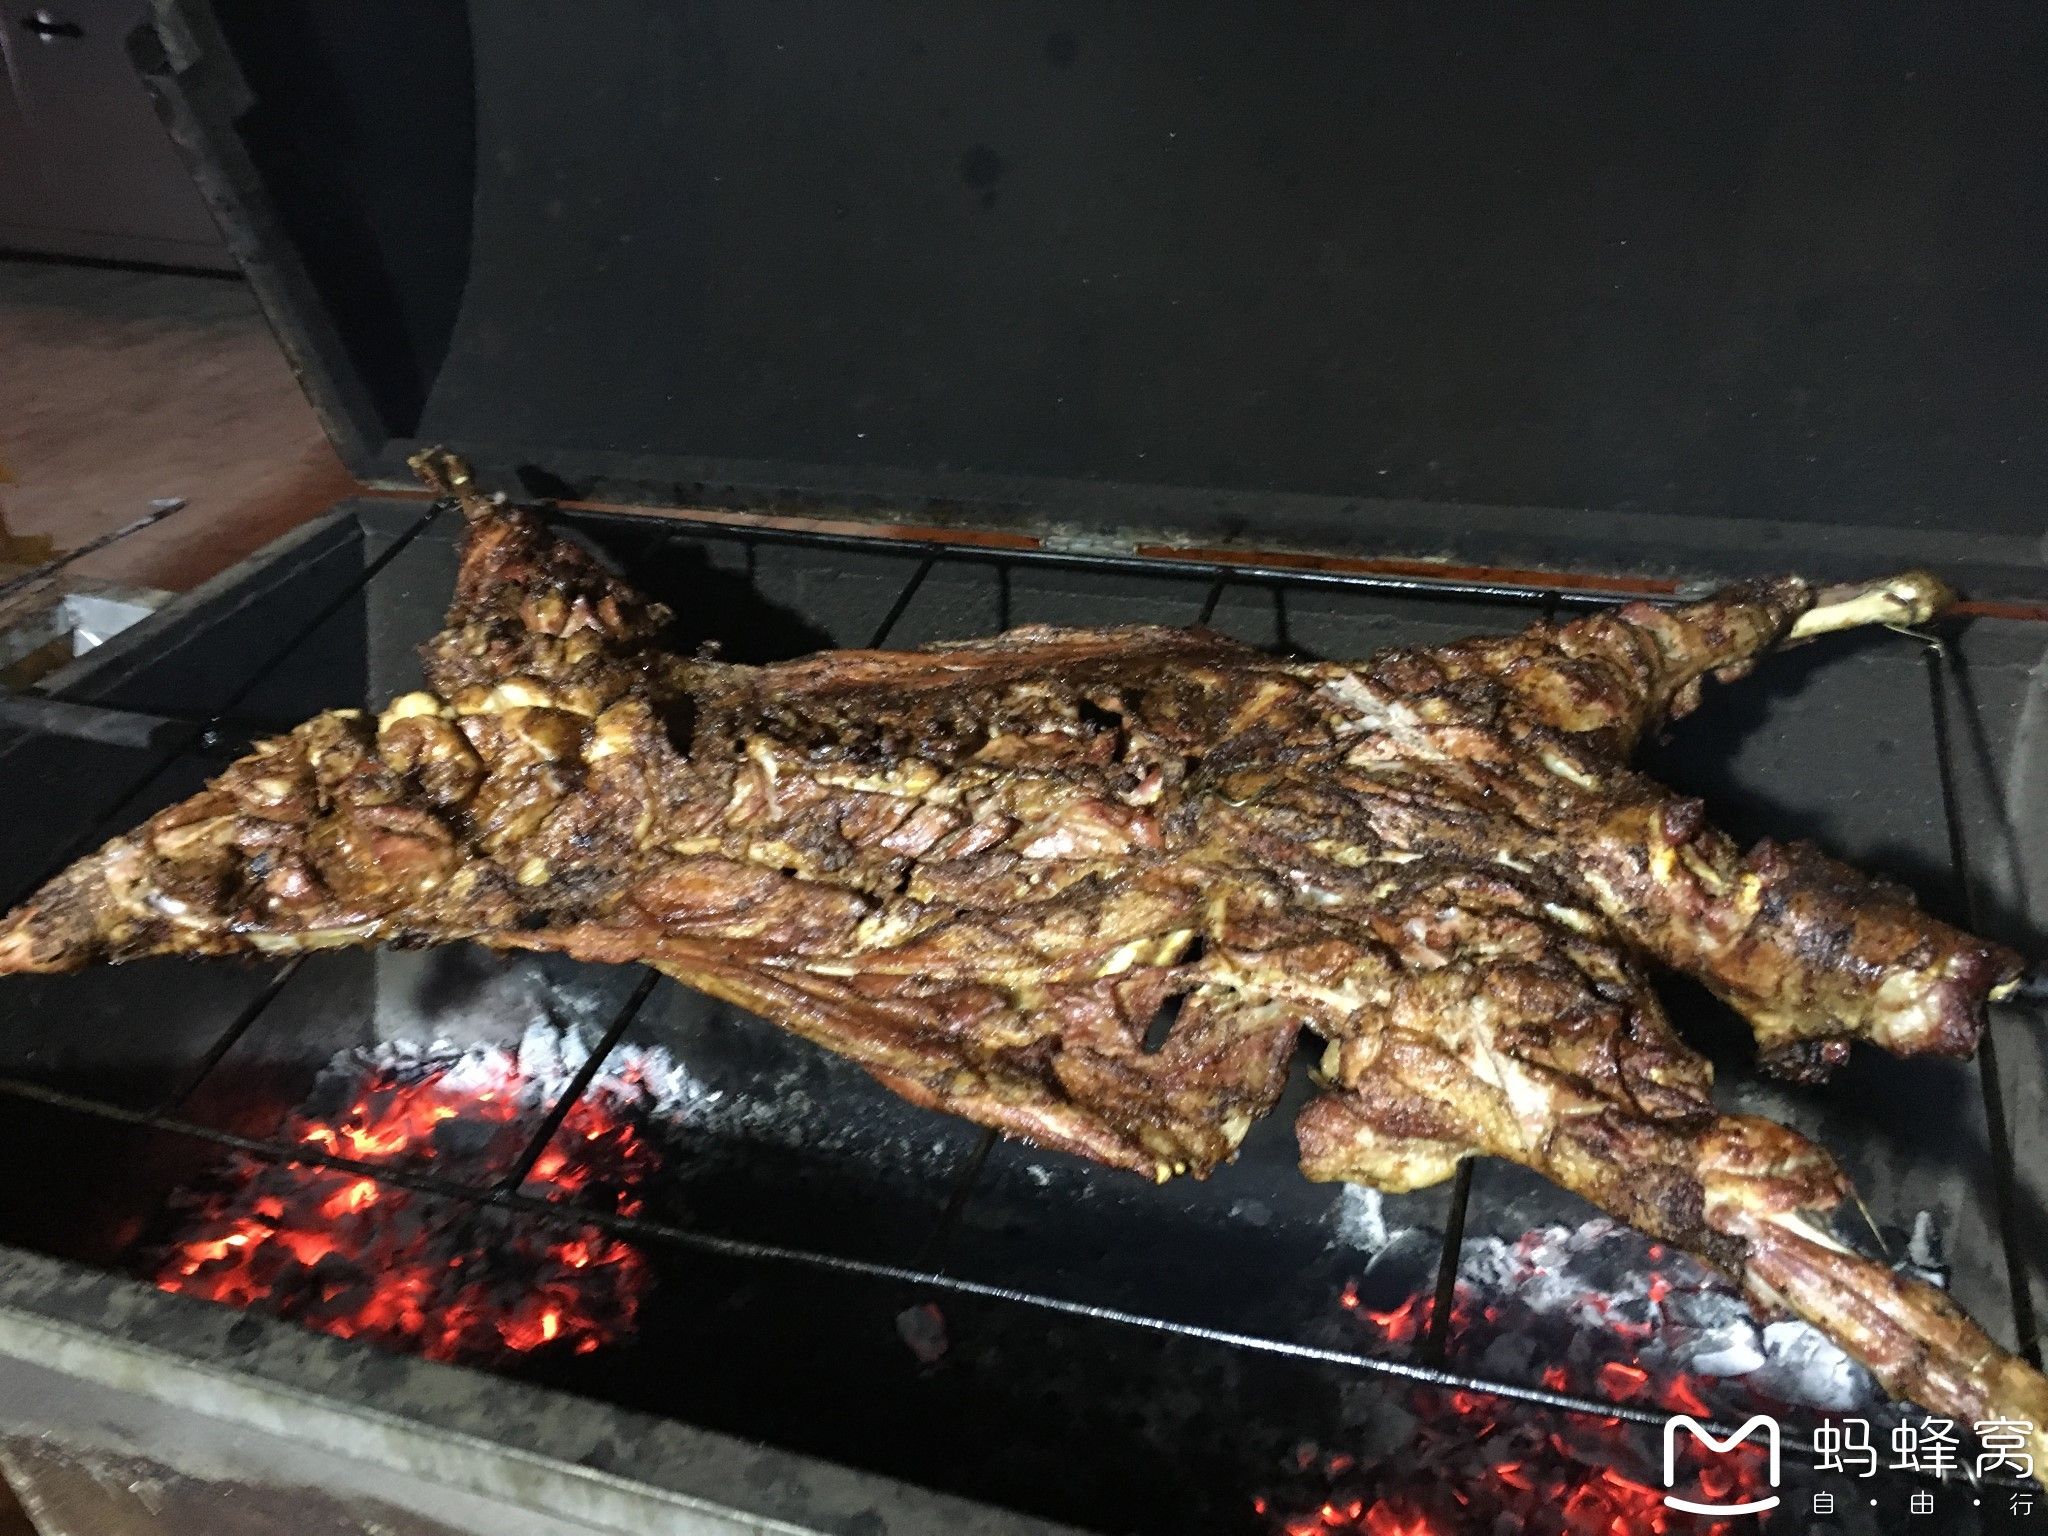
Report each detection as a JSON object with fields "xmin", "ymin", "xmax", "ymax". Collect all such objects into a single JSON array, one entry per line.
[{"xmin": 143, "ymin": 1, "xmax": 2048, "ymax": 592}]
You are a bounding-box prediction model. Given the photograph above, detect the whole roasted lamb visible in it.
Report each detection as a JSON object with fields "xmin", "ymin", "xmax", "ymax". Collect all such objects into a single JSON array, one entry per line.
[{"xmin": 3, "ymin": 452, "xmax": 2041, "ymax": 1468}]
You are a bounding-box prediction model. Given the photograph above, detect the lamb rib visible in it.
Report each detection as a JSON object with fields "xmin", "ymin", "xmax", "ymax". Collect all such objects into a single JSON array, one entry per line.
[{"xmin": 2, "ymin": 450, "xmax": 2041, "ymax": 1468}]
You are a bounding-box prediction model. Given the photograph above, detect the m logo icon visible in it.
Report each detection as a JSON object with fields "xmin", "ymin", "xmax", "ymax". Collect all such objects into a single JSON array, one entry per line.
[{"xmin": 1663, "ymin": 1414, "xmax": 1782, "ymax": 1516}]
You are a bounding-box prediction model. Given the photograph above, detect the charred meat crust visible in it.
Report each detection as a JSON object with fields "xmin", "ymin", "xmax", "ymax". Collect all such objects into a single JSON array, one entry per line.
[
  {"xmin": 3, "ymin": 469, "xmax": 2041, "ymax": 1469},
  {"xmin": 0, "ymin": 506, "xmax": 2014, "ymax": 1171}
]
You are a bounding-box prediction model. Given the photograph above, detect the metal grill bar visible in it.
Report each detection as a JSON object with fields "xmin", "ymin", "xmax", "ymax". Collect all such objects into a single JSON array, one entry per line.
[
  {"xmin": 0, "ymin": 498, "xmax": 193, "ymax": 604},
  {"xmin": 1271, "ymin": 584, "xmax": 1296, "ymax": 656},
  {"xmin": 612, "ymin": 515, "xmax": 1601, "ymax": 610},
  {"xmin": 3, "ymin": 500, "xmax": 446, "ymax": 909},
  {"xmin": 865, "ymin": 553, "xmax": 937, "ymax": 648},
  {"xmin": 1921, "ymin": 636, "xmax": 2042, "ymax": 1365},
  {"xmin": 159, "ymin": 956, "xmax": 307, "ymax": 1113},
  {"xmin": 496, "ymin": 969, "xmax": 665, "ymax": 1193},
  {"xmin": 912, "ymin": 1131, "xmax": 998, "ymax": 1269},
  {"xmin": 1421, "ymin": 1161, "xmax": 1472, "ymax": 1366}
]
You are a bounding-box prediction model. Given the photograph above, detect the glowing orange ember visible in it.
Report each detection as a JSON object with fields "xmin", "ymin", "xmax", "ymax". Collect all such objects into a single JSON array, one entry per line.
[
  {"xmin": 1260, "ymin": 1243, "xmax": 1790, "ymax": 1536},
  {"xmin": 1260, "ymin": 1376, "xmax": 1777, "ymax": 1536},
  {"xmin": 153, "ymin": 1045, "xmax": 661, "ymax": 1364},
  {"xmin": 1596, "ymin": 1360, "xmax": 1649, "ymax": 1400}
]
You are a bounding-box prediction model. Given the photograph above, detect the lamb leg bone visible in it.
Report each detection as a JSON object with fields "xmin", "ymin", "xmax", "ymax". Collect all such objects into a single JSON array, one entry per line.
[{"xmin": 1787, "ymin": 570, "xmax": 1956, "ymax": 642}]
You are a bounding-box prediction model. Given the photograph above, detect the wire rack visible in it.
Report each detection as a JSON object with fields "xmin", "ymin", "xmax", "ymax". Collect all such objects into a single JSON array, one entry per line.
[{"xmin": 0, "ymin": 493, "xmax": 2034, "ymax": 1489}]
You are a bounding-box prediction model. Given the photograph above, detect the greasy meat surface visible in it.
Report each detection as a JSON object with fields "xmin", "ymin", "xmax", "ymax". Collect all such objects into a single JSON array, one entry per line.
[{"xmin": 2, "ymin": 451, "xmax": 2041, "ymax": 1462}]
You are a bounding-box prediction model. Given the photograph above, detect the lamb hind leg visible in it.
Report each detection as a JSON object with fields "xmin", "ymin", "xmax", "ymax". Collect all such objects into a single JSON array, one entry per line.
[
  {"xmin": 1299, "ymin": 1085, "xmax": 2048, "ymax": 1483},
  {"xmin": 1434, "ymin": 570, "xmax": 1956, "ymax": 754},
  {"xmin": 1601, "ymin": 1112, "xmax": 2048, "ymax": 1480},
  {"xmin": 1699, "ymin": 1116, "xmax": 2048, "ymax": 1483}
]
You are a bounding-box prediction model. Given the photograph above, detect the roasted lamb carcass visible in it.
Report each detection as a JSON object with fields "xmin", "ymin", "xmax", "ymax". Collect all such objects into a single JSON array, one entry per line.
[{"xmin": 3, "ymin": 451, "xmax": 2042, "ymax": 1464}]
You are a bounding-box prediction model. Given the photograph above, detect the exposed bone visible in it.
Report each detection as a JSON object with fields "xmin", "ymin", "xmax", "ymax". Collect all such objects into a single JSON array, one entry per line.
[{"xmin": 1786, "ymin": 569, "xmax": 1956, "ymax": 641}]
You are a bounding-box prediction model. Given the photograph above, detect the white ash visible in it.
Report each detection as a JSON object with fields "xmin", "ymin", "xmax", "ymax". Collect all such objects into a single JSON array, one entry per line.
[
  {"xmin": 1749, "ymin": 1321, "xmax": 1874, "ymax": 1412},
  {"xmin": 1332, "ymin": 1185, "xmax": 1393, "ymax": 1253},
  {"xmin": 371, "ymin": 950, "xmax": 623, "ymax": 1049},
  {"xmin": 643, "ymin": 1052, "xmax": 971, "ymax": 1179},
  {"xmin": 1683, "ymin": 1330, "xmax": 1767, "ymax": 1379},
  {"xmin": 1448, "ymin": 1215, "xmax": 1938, "ymax": 1416},
  {"xmin": 355, "ymin": 1017, "xmax": 696, "ymax": 1116},
  {"xmin": 1905, "ymin": 1209, "xmax": 1949, "ymax": 1287},
  {"xmin": 366, "ymin": 1014, "xmax": 963, "ymax": 1180}
]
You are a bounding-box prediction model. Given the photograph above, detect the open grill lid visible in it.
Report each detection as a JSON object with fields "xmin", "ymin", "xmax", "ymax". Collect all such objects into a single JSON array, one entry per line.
[{"xmin": 140, "ymin": 1, "xmax": 2048, "ymax": 596}]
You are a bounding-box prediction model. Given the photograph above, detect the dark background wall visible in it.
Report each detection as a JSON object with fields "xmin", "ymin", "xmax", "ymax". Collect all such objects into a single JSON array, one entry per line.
[{"xmin": 209, "ymin": 2, "xmax": 2048, "ymax": 541}]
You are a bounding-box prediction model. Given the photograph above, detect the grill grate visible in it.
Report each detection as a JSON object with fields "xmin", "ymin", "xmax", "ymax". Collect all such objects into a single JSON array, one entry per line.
[{"xmin": 0, "ymin": 499, "xmax": 2035, "ymax": 1502}]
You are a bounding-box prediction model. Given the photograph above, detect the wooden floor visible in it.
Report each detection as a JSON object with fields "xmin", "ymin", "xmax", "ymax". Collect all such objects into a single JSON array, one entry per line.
[{"xmin": 0, "ymin": 258, "xmax": 352, "ymax": 593}]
